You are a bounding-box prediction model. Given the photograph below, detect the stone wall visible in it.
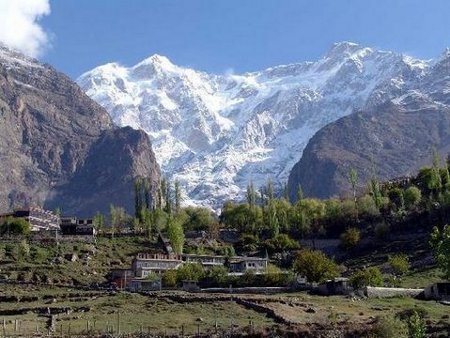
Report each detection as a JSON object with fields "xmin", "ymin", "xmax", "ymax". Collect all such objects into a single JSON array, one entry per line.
[{"xmin": 365, "ymin": 286, "xmax": 424, "ymax": 298}]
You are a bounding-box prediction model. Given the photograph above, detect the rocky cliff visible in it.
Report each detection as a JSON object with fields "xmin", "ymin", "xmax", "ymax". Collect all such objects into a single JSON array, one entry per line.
[
  {"xmin": 288, "ymin": 97, "xmax": 450, "ymax": 200},
  {"xmin": 0, "ymin": 45, "xmax": 160, "ymax": 216}
]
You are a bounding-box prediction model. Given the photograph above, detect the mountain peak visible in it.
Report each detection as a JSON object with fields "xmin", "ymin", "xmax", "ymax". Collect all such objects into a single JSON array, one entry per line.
[
  {"xmin": 326, "ymin": 41, "xmax": 361, "ymax": 58},
  {"xmin": 134, "ymin": 54, "xmax": 175, "ymax": 69}
]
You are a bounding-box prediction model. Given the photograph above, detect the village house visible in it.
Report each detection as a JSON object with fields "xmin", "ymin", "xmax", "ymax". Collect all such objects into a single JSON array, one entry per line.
[
  {"xmin": 182, "ymin": 254, "xmax": 227, "ymax": 270},
  {"xmin": 60, "ymin": 217, "xmax": 96, "ymax": 236},
  {"xmin": 317, "ymin": 278, "xmax": 351, "ymax": 296},
  {"xmin": 0, "ymin": 207, "xmax": 60, "ymax": 231},
  {"xmin": 132, "ymin": 253, "xmax": 183, "ymax": 277},
  {"xmin": 229, "ymin": 256, "xmax": 268, "ymax": 274}
]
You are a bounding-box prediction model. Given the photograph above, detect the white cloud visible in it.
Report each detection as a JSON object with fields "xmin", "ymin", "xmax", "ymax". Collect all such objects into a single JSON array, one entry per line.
[{"xmin": 0, "ymin": 0, "xmax": 51, "ymax": 58}]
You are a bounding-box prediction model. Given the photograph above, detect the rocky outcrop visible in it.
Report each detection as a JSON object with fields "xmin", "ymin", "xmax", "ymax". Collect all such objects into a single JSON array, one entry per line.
[
  {"xmin": 0, "ymin": 45, "xmax": 160, "ymax": 216},
  {"xmin": 288, "ymin": 99, "xmax": 450, "ymax": 200}
]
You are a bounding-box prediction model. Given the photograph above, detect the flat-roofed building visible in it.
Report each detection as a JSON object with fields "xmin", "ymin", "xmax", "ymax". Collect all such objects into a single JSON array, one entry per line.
[{"xmin": 132, "ymin": 253, "xmax": 183, "ymax": 277}]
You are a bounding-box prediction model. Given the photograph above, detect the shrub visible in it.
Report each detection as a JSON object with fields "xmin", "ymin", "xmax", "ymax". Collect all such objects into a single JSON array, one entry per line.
[
  {"xmin": 372, "ymin": 316, "xmax": 408, "ymax": 338},
  {"xmin": 264, "ymin": 234, "xmax": 300, "ymax": 253},
  {"xmin": 388, "ymin": 188, "xmax": 405, "ymax": 210},
  {"xmin": 407, "ymin": 311, "xmax": 426, "ymax": 338},
  {"xmin": 350, "ymin": 267, "xmax": 383, "ymax": 289},
  {"xmin": 239, "ymin": 233, "xmax": 260, "ymax": 252},
  {"xmin": 208, "ymin": 265, "xmax": 229, "ymax": 286},
  {"xmin": 404, "ymin": 186, "xmax": 422, "ymax": 210},
  {"xmin": 0, "ymin": 217, "xmax": 31, "ymax": 236},
  {"xmin": 30, "ymin": 246, "xmax": 49, "ymax": 263},
  {"xmin": 176, "ymin": 263, "xmax": 204, "ymax": 282},
  {"xmin": 264, "ymin": 264, "xmax": 282, "ymax": 286},
  {"xmin": 162, "ymin": 269, "xmax": 177, "ymax": 287},
  {"xmin": 357, "ymin": 194, "xmax": 380, "ymax": 218},
  {"xmin": 430, "ymin": 225, "xmax": 450, "ymax": 279},
  {"xmin": 340, "ymin": 228, "xmax": 361, "ymax": 249},
  {"xmin": 292, "ymin": 249, "xmax": 339, "ymax": 283},
  {"xmin": 388, "ymin": 254, "xmax": 410, "ymax": 276}
]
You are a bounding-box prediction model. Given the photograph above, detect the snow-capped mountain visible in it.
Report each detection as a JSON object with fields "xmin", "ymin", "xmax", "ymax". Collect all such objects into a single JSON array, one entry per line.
[{"xmin": 77, "ymin": 42, "xmax": 430, "ymax": 208}]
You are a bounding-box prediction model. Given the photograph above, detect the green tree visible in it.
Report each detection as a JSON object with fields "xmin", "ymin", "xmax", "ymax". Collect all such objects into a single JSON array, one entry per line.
[
  {"xmin": 357, "ymin": 194, "xmax": 380, "ymax": 218},
  {"xmin": 388, "ymin": 254, "xmax": 410, "ymax": 277},
  {"xmin": 349, "ymin": 168, "xmax": 359, "ymax": 220},
  {"xmin": 220, "ymin": 202, "xmax": 263, "ymax": 234},
  {"xmin": 167, "ymin": 215, "xmax": 185, "ymax": 254},
  {"xmin": 162, "ymin": 269, "xmax": 177, "ymax": 287},
  {"xmin": 350, "ymin": 267, "xmax": 383, "ymax": 289},
  {"xmin": 292, "ymin": 199, "xmax": 325, "ymax": 247},
  {"xmin": 265, "ymin": 200, "xmax": 280, "ymax": 238},
  {"xmin": 182, "ymin": 207, "xmax": 215, "ymax": 231},
  {"xmin": 340, "ymin": 227, "xmax": 361, "ymax": 249},
  {"xmin": 176, "ymin": 263, "xmax": 204, "ymax": 282},
  {"xmin": 93, "ymin": 212, "xmax": 105, "ymax": 233},
  {"xmin": 296, "ymin": 184, "xmax": 304, "ymax": 202},
  {"xmin": 174, "ymin": 180, "xmax": 182, "ymax": 214},
  {"xmin": 0, "ymin": 217, "xmax": 31, "ymax": 236},
  {"xmin": 246, "ymin": 181, "xmax": 257, "ymax": 207},
  {"xmin": 403, "ymin": 186, "xmax": 422, "ymax": 210},
  {"xmin": 208, "ymin": 265, "xmax": 229, "ymax": 286},
  {"xmin": 369, "ymin": 177, "xmax": 383, "ymax": 210},
  {"xmin": 388, "ymin": 188, "xmax": 405, "ymax": 211},
  {"xmin": 430, "ymin": 225, "xmax": 450, "ymax": 279},
  {"xmin": 110, "ymin": 205, "xmax": 126, "ymax": 235},
  {"xmin": 265, "ymin": 234, "xmax": 299, "ymax": 253},
  {"xmin": 292, "ymin": 249, "xmax": 339, "ymax": 283},
  {"xmin": 18, "ymin": 239, "xmax": 30, "ymax": 260}
]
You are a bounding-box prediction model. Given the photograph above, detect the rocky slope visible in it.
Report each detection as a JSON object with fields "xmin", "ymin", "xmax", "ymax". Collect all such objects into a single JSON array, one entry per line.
[
  {"xmin": 78, "ymin": 42, "xmax": 429, "ymax": 208},
  {"xmin": 0, "ymin": 45, "xmax": 160, "ymax": 216},
  {"xmin": 288, "ymin": 50, "xmax": 450, "ymax": 199}
]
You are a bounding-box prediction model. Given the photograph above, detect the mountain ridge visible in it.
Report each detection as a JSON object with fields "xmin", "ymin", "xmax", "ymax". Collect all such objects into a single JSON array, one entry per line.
[
  {"xmin": 0, "ymin": 45, "xmax": 160, "ymax": 216},
  {"xmin": 78, "ymin": 42, "xmax": 441, "ymax": 207}
]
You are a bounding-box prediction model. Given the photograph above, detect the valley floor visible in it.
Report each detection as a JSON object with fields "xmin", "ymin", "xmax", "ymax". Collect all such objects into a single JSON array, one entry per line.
[{"xmin": 0, "ymin": 284, "xmax": 448, "ymax": 337}]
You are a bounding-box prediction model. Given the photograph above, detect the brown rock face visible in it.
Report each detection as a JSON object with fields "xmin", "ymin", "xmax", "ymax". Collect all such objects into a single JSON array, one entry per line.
[
  {"xmin": 288, "ymin": 99, "xmax": 450, "ymax": 200},
  {"xmin": 0, "ymin": 46, "xmax": 160, "ymax": 216}
]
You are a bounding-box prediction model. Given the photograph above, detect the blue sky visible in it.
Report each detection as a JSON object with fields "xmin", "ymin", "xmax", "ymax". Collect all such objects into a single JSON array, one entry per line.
[{"xmin": 38, "ymin": 0, "xmax": 450, "ymax": 78}]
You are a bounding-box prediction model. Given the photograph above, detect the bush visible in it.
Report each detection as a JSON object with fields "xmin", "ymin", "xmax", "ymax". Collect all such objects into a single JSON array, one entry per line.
[
  {"xmin": 208, "ymin": 265, "xmax": 229, "ymax": 286},
  {"xmin": 239, "ymin": 233, "xmax": 260, "ymax": 252},
  {"xmin": 430, "ymin": 225, "xmax": 450, "ymax": 279},
  {"xmin": 162, "ymin": 269, "xmax": 177, "ymax": 287},
  {"xmin": 176, "ymin": 263, "xmax": 205, "ymax": 282},
  {"xmin": 340, "ymin": 228, "xmax": 361, "ymax": 249},
  {"xmin": 350, "ymin": 267, "xmax": 383, "ymax": 289},
  {"xmin": 0, "ymin": 217, "xmax": 31, "ymax": 236},
  {"xmin": 292, "ymin": 249, "xmax": 339, "ymax": 283},
  {"xmin": 407, "ymin": 311, "xmax": 426, "ymax": 338},
  {"xmin": 264, "ymin": 264, "xmax": 282, "ymax": 286},
  {"xmin": 357, "ymin": 195, "xmax": 380, "ymax": 218},
  {"xmin": 404, "ymin": 186, "xmax": 422, "ymax": 210},
  {"xmin": 388, "ymin": 254, "xmax": 410, "ymax": 276},
  {"xmin": 388, "ymin": 188, "xmax": 405, "ymax": 210},
  {"xmin": 264, "ymin": 234, "xmax": 300, "ymax": 253},
  {"xmin": 372, "ymin": 316, "xmax": 408, "ymax": 338}
]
